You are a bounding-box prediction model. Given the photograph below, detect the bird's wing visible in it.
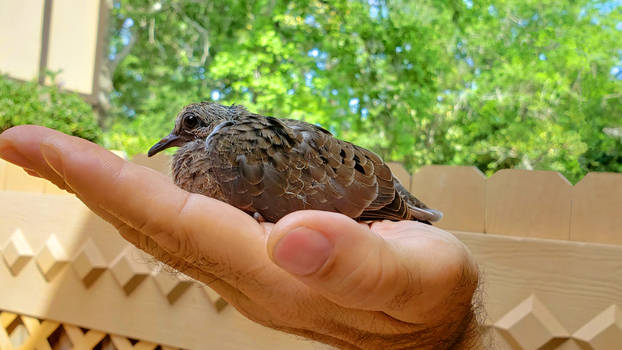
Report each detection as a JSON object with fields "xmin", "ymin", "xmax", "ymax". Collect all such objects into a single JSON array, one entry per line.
[
  {"xmin": 357, "ymin": 176, "xmax": 443, "ymax": 223},
  {"xmin": 203, "ymin": 115, "xmax": 398, "ymax": 222}
]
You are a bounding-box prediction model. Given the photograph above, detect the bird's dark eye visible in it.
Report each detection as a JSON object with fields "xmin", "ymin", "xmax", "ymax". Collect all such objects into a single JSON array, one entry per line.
[{"xmin": 183, "ymin": 113, "xmax": 199, "ymax": 129}]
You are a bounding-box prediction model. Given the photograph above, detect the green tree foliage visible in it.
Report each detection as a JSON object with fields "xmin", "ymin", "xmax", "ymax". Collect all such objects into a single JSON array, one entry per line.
[
  {"xmin": 0, "ymin": 74, "xmax": 101, "ymax": 142},
  {"xmin": 103, "ymin": 0, "xmax": 621, "ymax": 182},
  {"xmin": 448, "ymin": 0, "xmax": 622, "ymax": 180}
]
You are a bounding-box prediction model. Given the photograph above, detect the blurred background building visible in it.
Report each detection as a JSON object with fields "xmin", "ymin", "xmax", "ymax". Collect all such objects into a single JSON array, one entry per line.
[{"xmin": 0, "ymin": 0, "xmax": 107, "ymax": 103}]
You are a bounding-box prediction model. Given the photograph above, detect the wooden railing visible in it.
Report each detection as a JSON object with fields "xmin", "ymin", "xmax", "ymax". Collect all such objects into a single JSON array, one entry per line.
[{"xmin": 1, "ymin": 155, "xmax": 621, "ymax": 350}]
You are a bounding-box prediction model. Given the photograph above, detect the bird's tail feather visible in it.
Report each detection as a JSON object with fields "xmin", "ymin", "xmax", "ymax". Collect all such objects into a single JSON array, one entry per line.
[{"xmin": 394, "ymin": 177, "xmax": 443, "ymax": 223}]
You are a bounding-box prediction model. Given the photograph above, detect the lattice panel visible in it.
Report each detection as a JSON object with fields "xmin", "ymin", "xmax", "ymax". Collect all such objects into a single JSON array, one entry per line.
[{"xmin": 0, "ymin": 310, "xmax": 182, "ymax": 350}]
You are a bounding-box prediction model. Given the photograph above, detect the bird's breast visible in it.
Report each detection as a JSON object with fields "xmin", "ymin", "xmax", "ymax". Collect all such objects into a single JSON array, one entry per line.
[{"xmin": 171, "ymin": 141, "xmax": 226, "ymax": 202}]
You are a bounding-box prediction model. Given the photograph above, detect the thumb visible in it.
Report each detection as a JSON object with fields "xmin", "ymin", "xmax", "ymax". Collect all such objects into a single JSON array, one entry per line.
[{"xmin": 267, "ymin": 210, "xmax": 421, "ymax": 315}]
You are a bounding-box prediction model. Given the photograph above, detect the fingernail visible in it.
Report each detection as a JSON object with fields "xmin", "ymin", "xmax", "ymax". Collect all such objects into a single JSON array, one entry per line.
[
  {"xmin": 272, "ymin": 227, "xmax": 333, "ymax": 276},
  {"xmin": 40, "ymin": 144, "xmax": 62, "ymax": 176},
  {"xmin": 0, "ymin": 144, "xmax": 33, "ymax": 169}
]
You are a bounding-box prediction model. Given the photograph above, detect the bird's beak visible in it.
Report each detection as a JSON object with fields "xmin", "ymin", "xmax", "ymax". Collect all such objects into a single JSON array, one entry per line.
[{"xmin": 148, "ymin": 133, "xmax": 183, "ymax": 157}]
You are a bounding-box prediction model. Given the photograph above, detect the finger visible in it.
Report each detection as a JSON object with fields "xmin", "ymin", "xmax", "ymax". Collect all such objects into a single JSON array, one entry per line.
[
  {"xmin": 267, "ymin": 210, "xmax": 471, "ymax": 324},
  {"xmin": 72, "ymin": 189, "xmax": 254, "ymax": 308},
  {"xmin": 0, "ymin": 126, "xmax": 271, "ymax": 287},
  {"xmin": 0, "ymin": 126, "xmax": 73, "ymax": 192},
  {"xmin": 267, "ymin": 211, "xmax": 418, "ymax": 318}
]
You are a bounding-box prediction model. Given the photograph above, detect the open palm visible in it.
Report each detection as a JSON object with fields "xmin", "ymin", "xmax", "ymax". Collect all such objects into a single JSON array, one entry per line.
[{"xmin": 0, "ymin": 126, "xmax": 480, "ymax": 350}]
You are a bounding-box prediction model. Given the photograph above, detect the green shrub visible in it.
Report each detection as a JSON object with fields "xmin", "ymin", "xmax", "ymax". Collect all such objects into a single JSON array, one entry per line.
[{"xmin": 0, "ymin": 74, "xmax": 101, "ymax": 142}]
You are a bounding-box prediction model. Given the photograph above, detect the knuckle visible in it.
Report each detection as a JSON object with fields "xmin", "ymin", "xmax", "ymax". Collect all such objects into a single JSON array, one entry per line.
[
  {"xmin": 335, "ymin": 245, "xmax": 416, "ymax": 311},
  {"xmin": 327, "ymin": 246, "xmax": 401, "ymax": 307}
]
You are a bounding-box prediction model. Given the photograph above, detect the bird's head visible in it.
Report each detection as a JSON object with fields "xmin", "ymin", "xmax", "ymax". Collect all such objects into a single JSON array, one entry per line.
[{"xmin": 148, "ymin": 102, "xmax": 247, "ymax": 157}]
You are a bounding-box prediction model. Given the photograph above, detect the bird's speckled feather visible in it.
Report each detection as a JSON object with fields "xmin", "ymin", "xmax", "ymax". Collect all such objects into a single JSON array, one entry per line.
[{"xmin": 148, "ymin": 102, "xmax": 442, "ymax": 224}]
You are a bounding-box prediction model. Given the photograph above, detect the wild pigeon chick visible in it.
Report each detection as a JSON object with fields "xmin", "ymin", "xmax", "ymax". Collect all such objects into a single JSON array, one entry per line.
[{"xmin": 148, "ymin": 102, "xmax": 442, "ymax": 224}]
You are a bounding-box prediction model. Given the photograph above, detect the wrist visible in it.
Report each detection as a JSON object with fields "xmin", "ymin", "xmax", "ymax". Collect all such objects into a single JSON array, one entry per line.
[
  {"xmin": 444, "ymin": 268, "xmax": 486, "ymax": 350},
  {"xmin": 447, "ymin": 306, "xmax": 485, "ymax": 350}
]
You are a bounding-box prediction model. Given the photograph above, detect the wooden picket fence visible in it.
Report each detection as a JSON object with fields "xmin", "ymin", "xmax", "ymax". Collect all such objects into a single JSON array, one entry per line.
[{"xmin": 1, "ymin": 154, "xmax": 622, "ymax": 350}]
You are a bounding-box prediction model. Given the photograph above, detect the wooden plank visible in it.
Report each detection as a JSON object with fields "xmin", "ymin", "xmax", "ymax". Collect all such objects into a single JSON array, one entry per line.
[
  {"xmin": 131, "ymin": 153, "xmax": 172, "ymax": 176},
  {"xmin": 43, "ymin": 181, "xmax": 69, "ymax": 195},
  {"xmin": 0, "ymin": 148, "xmax": 67, "ymax": 194},
  {"xmin": 387, "ymin": 162, "xmax": 411, "ymax": 190},
  {"xmin": 0, "ymin": 192, "xmax": 128, "ymax": 263},
  {"xmin": 411, "ymin": 165, "xmax": 486, "ymax": 232},
  {"xmin": 486, "ymin": 170, "xmax": 572, "ymax": 240},
  {"xmin": 455, "ymin": 231, "xmax": 622, "ymax": 336},
  {"xmin": 2, "ymin": 162, "xmax": 47, "ymax": 193},
  {"xmin": 0, "ymin": 160, "xmax": 7, "ymax": 191},
  {"xmin": 571, "ymin": 172, "xmax": 622, "ymax": 245}
]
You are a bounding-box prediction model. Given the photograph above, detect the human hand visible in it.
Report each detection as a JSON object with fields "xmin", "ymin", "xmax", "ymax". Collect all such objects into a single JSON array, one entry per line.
[{"xmin": 0, "ymin": 126, "xmax": 482, "ymax": 350}]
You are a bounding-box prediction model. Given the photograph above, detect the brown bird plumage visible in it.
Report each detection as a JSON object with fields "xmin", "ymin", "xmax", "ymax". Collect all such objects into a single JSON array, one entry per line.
[{"xmin": 148, "ymin": 102, "xmax": 442, "ymax": 224}]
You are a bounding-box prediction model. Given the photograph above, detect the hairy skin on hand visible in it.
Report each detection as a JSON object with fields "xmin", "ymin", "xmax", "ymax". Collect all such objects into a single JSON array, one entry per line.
[
  {"xmin": 0, "ymin": 126, "xmax": 486, "ymax": 350},
  {"xmin": 147, "ymin": 225, "xmax": 485, "ymax": 350}
]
